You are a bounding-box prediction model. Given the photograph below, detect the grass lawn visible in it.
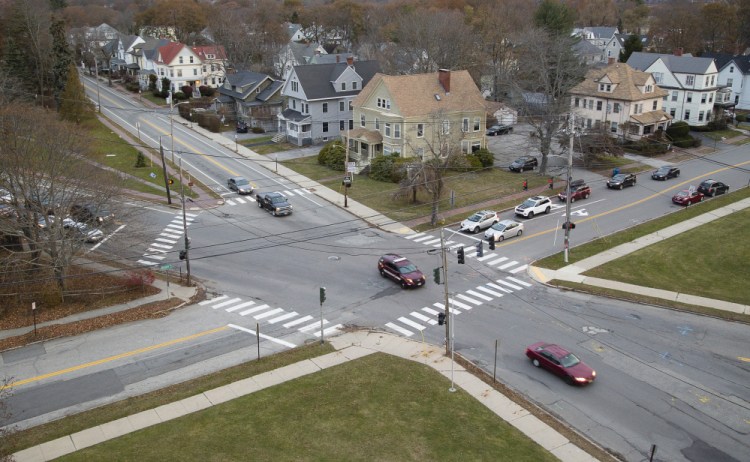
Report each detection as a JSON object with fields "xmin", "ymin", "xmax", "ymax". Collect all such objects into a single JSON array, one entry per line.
[
  {"xmin": 58, "ymin": 353, "xmax": 557, "ymax": 462},
  {"xmin": 583, "ymin": 207, "xmax": 750, "ymax": 305},
  {"xmin": 282, "ymin": 158, "xmax": 550, "ymax": 224},
  {"xmin": 701, "ymin": 128, "xmax": 743, "ymax": 141}
]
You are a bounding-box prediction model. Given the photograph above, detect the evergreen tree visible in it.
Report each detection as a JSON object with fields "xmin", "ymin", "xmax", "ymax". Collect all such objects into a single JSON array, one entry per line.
[
  {"xmin": 59, "ymin": 63, "xmax": 94, "ymax": 124},
  {"xmin": 51, "ymin": 16, "xmax": 73, "ymax": 111},
  {"xmin": 619, "ymin": 34, "xmax": 644, "ymax": 63},
  {"xmin": 534, "ymin": 0, "xmax": 575, "ymax": 37}
]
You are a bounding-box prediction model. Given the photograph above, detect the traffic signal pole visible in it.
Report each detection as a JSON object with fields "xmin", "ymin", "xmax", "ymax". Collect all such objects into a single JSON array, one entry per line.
[
  {"xmin": 179, "ymin": 157, "xmax": 191, "ymax": 285},
  {"xmin": 564, "ymin": 114, "xmax": 575, "ymax": 263},
  {"xmin": 159, "ymin": 139, "xmax": 172, "ymax": 205},
  {"xmin": 440, "ymin": 228, "xmax": 451, "ymax": 355}
]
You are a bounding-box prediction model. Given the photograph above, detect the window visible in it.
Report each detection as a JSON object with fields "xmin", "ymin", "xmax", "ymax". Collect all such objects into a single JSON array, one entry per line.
[
  {"xmin": 375, "ymin": 118, "xmax": 380, "ymax": 130},
  {"xmin": 686, "ymin": 75, "xmax": 694, "ymax": 86},
  {"xmin": 474, "ymin": 117, "xmax": 480, "ymax": 131},
  {"xmin": 635, "ymin": 103, "xmax": 642, "ymax": 114},
  {"xmin": 462, "ymin": 118, "xmax": 469, "ymax": 132},
  {"xmin": 613, "ymin": 103, "xmax": 620, "ymax": 114},
  {"xmin": 727, "ymin": 78, "xmax": 733, "ymax": 87},
  {"xmin": 360, "ymin": 114, "xmax": 365, "ymax": 127},
  {"xmin": 189, "ymin": 56, "xmax": 194, "ymax": 64},
  {"xmin": 349, "ymin": 119, "xmax": 354, "ymax": 130},
  {"xmin": 611, "ymin": 121, "xmax": 618, "ymax": 133},
  {"xmin": 686, "ymin": 92, "xmax": 692, "ymax": 103},
  {"xmin": 177, "ymin": 70, "xmax": 182, "ymax": 77},
  {"xmin": 711, "ymin": 75, "xmax": 715, "ymax": 85},
  {"xmin": 684, "ymin": 110, "xmax": 690, "ymax": 121},
  {"xmin": 322, "ymin": 122, "xmax": 329, "ymax": 133},
  {"xmin": 575, "ymin": 97, "xmax": 580, "ymax": 107},
  {"xmin": 341, "ymin": 82, "xmax": 346, "ymax": 91},
  {"xmin": 193, "ymin": 69, "xmax": 197, "ymax": 76},
  {"xmin": 385, "ymin": 123, "xmax": 391, "ymax": 137},
  {"xmin": 340, "ymin": 120, "xmax": 345, "ymax": 131},
  {"xmin": 730, "ymin": 66, "xmax": 734, "ymax": 73},
  {"xmin": 211, "ymin": 65, "xmax": 215, "ymax": 72},
  {"xmin": 170, "ymin": 70, "xmax": 174, "ymax": 77},
  {"xmin": 212, "ymin": 77, "xmax": 216, "ymax": 85},
  {"xmin": 653, "ymin": 101, "xmax": 657, "ymax": 110},
  {"xmin": 709, "ymin": 93, "xmax": 713, "ymax": 103},
  {"xmin": 292, "ymin": 99, "xmax": 296, "ymax": 109},
  {"xmin": 586, "ymin": 119, "xmax": 592, "ymax": 128},
  {"xmin": 349, "ymin": 101, "xmax": 353, "ymax": 110},
  {"xmin": 417, "ymin": 123, "xmax": 424, "ymax": 138},
  {"xmin": 340, "ymin": 101, "xmax": 345, "ymax": 111},
  {"xmin": 352, "ymin": 81, "xmax": 358, "ymax": 90},
  {"xmin": 705, "ymin": 76, "xmax": 709, "ymax": 86},
  {"xmin": 395, "ymin": 124, "xmax": 401, "ymax": 139},
  {"xmin": 203, "ymin": 66, "xmax": 206, "ymax": 72},
  {"xmin": 670, "ymin": 108, "xmax": 676, "ymax": 117},
  {"xmin": 323, "ymin": 103, "xmax": 328, "ymax": 113},
  {"xmin": 653, "ymin": 72, "xmax": 663, "ymax": 84},
  {"xmin": 596, "ymin": 101, "xmax": 603, "ymax": 111},
  {"xmin": 442, "ymin": 120, "xmax": 450, "ymax": 134},
  {"xmin": 698, "ymin": 111, "xmax": 704, "ymax": 122},
  {"xmin": 588, "ymin": 100, "xmax": 594, "ymax": 109},
  {"xmin": 291, "ymin": 81, "xmax": 298, "ymax": 92},
  {"xmin": 179, "ymin": 57, "xmax": 183, "ymax": 64},
  {"xmin": 646, "ymin": 85, "xmax": 653, "ymax": 92},
  {"xmin": 671, "ymin": 91, "xmax": 678, "ymax": 102},
  {"xmin": 416, "ymin": 147, "xmax": 424, "ymax": 160}
]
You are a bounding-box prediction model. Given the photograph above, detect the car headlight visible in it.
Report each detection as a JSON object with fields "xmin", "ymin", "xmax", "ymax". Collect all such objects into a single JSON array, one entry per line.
[
  {"xmin": 404, "ymin": 278, "xmax": 413, "ymax": 283},
  {"xmin": 275, "ymin": 207, "xmax": 280, "ymax": 212},
  {"xmin": 575, "ymin": 377, "xmax": 588, "ymax": 382}
]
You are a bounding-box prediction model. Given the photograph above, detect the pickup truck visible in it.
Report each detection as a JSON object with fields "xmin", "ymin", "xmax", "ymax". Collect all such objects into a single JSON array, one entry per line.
[{"xmin": 256, "ymin": 192, "xmax": 293, "ymax": 216}]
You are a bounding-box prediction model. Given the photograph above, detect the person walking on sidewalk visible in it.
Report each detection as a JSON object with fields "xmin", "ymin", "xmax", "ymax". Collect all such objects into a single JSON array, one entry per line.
[
  {"xmin": 523, "ymin": 179, "xmax": 528, "ymax": 191},
  {"xmin": 548, "ymin": 177, "xmax": 554, "ymax": 189}
]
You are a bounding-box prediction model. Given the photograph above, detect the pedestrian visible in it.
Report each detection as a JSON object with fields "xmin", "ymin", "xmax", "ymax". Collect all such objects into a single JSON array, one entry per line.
[
  {"xmin": 613, "ymin": 167, "xmax": 620, "ymax": 177},
  {"xmin": 548, "ymin": 177, "xmax": 554, "ymax": 189},
  {"xmin": 523, "ymin": 179, "xmax": 528, "ymax": 191}
]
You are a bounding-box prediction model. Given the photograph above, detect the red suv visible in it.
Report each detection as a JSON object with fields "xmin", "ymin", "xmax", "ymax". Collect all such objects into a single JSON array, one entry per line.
[
  {"xmin": 558, "ymin": 181, "xmax": 591, "ymax": 203},
  {"xmin": 378, "ymin": 254, "xmax": 425, "ymax": 289}
]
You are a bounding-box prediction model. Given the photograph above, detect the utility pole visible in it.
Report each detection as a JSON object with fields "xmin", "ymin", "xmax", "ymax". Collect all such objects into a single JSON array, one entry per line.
[
  {"xmin": 344, "ymin": 129, "xmax": 349, "ymax": 208},
  {"xmin": 159, "ymin": 138, "xmax": 173, "ymax": 205},
  {"xmin": 564, "ymin": 114, "xmax": 575, "ymax": 263},
  {"xmin": 440, "ymin": 228, "xmax": 451, "ymax": 355},
  {"xmin": 179, "ymin": 157, "xmax": 191, "ymax": 285},
  {"xmin": 94, "ymin": 61, "xmax": 101, "ymax": 113}
]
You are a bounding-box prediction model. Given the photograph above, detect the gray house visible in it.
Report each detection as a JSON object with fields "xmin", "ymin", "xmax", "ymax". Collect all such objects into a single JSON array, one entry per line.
[
  {"xmin": 216, "ymin": 71, "xmax": 284, "ymax": 132},
  {"xmin": 277, "ymin": 57, "xmax": 380, "ymax": 146}
]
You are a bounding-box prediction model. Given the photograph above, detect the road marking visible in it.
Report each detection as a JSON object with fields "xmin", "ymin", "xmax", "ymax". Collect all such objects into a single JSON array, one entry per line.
[
  {"xmin": 495, "ymin": 279, "xmax": 522, "ymax": 290},
  {"xmin": 498, "ymin": 261, "xmax": 519, "ymax": 270},
  {"xmin": 239, "ymin": 304, "xmax": 269, "ymax": 316},
  {"xmin": 507, "ymin": 277, "xmax": 532, "ymax": 287},
  {"xmin": 509, "ymin": 264, "xmax": 528, "ymax": 274},
  {"xmin": 570, "ymin": 209, "xmax": 588, "ymax": 217},
  {"xmin": 225, "ymin": 301, "xmax": 255, "ymax": 312},
  {"xmin": 268, "ymin": 311, "xmax": 298, "ymax": 324},
  {"xmin": 199, "ymin": 295, "xmax": 227, "ymax": 306},
  {"xmin": 410, "ymin": 311, "xmax": 437, "ymax": 325},
  {"xmin": 422, "ymin": 238, "xmax": 442, "ymax": 246},
  {"xmin": 283, "ymin": 315, "xmax": 313, "ymax": 328},
  {"xmin": 385, "ymin": 322, "xmax": 414, "ymax": 337},
  {"xmin": 145, "ymin": 254, "xmax": 165, "ymax": 261},
  {"xmin": 235, "ymin": 197, "xmax": 246, "ymax": 204},
  {"xmin": 487, "ymin": 257, "xmax": 508, "ymax": 265},
  {"xmin": 475, "ymin": 286, "xmax": 505, "ymax": 298},
  {"xmin": 146, "ymin": 248, "xmax": 167, "ymax": 254},
  {"xmin": 476, "ymin": 253, "xmax": 498, "ymax": 262},
  {"xmin": 487, "ymin": 283, "xmax": 511, "ymax": 293},
  {"xmin": 398, "ymin": 316, "xmax": 426, "ymax": 331},
  {"xmin": 412, "ymin": 235, "xmax": 435, "ymax": 243},
  {"xmin": 465, "ymin": 290, "xmax": 493, "ymax": 301},
  {"xmin": 404, "ymin": 233, "xmax": 426, "ymax": 240},
  {"xmin": 448, "ymin": 298, "xmax": 474, "ymax": 310},
  {"xmin": 211, "ymin": 297, "xmax": 242, "ymax": 309},
  {"xmin": 160, "ymin": 232, "xmax": 181, "ymax": 239},
  {"xmin": 422, "ymin": 307, "xmax": 440, "ymax": 316},
  {"xmin": 456, "ymin": 294, "xmax": 482, "ymax": 305},
  {"xmin": 739, "ymin": 357, "xmax": 750, "ymax": 363},
  {"xmin": 138, "ymin": 260, "xmax": 158, "ymax": 266},
  {"xmin": 149, "ymin": 243, "xmax": 172, "ymax": 249},
  {"xmin": 433, "ymin": 302, "xmax": 462, "ymax": 314},
  {"xmin": 225, "ymin": 199, "xmax": 236, "ymax": 206},
  {"xmin": 254, "ymin": 307, "xmax": 284, "ymax": 320},
  {"xmin": 227, "ymin": 324, "xmax": 295, "ymax": 348},
  {"xmin": 313, "ymin": 324, "xmax": 343, "ymax": 337},
  {"xmin": 2, "ymin": 326, "xmax": 230, "ymax": 390},
  {"xmin": 299, "ymin": 319, "xmax": 328, "ymax": 332}
]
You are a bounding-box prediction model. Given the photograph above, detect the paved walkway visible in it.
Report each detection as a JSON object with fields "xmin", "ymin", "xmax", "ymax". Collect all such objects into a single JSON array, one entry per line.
[
  {"xmin": 11, "ymin": 330, "xmax": 598, "ymax": 462},
  {"xmin": 528, "ymin": 197, "xmax": 750, "ymax": 315}
]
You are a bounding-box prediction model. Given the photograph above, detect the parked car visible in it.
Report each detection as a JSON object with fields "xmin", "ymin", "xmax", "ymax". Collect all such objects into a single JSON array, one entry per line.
[
  {"xmin": 672, "ymin": 189, "xmax": 704, "ymax": 206},
  {"xmin": 62, "ymin": 218, "xmax": 104, "ymax": 243},
  {"xmin": 651, "ymin": 165, "xmax": 680, "ymax": 181},
  {"xmin": 697, "ymin": 179, "xmax": 729, "ymax": 197},
  {"xmin": 486, "ymin": 124, "xmax": 513, "ymax": 136},
  {"xmin": 484, "ymin": 219, "xmax": 524, "ymax": 242},
  {"xmin": 509, "ymin": 156, "xmax": 538, "ymax": 172},
  {"xmin": 70, "ymin": 203, "xmax": 114, "ymax": 225},
  {"xmin": 236, "ymin": 120, "xmax": 248, "ymax": 133},
  {"xmin": 606, "ymin": 173, "xmax": 637, "ymax": 189},
  {"xmin": 514, "ymin": 196, "xmax": 552, "ymax": 218},
  {"xmin": 377, "ymin": 253, "xmax": 425, "ymax": 289},
  {"xmin": 227, "ymin": 177, "xmax": 254, "ymax": 195},
  {"xmin": 558, "ymin": 181, "xmax": 591, "ymax": 203},
  {"xmin": 256, "ymin": 191, "xmax": 292, "ymax": 216},
  {"xmin": 459, "ymin": 210, "xmax": 499, "ymax": 233},
  {"xmin": 525, "ymin": 342, "xmax": 596, "ymax": 386}
]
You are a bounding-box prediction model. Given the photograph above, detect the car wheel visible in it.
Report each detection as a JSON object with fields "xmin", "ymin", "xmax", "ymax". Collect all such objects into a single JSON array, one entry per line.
[
  {"xmin": 619, "ymin": 184, "xmax": 624, "ymax": 190},
  {"xmin": 498, "ymin": 235, "xmax": 504, "ymax": 242},
  {"xmin": 379, "ymin": 268, "xmax": 386, "ymax": 277},
  {"xmin": 676, "ymin": 172, "xmax": 680, "ymax": 177},
  {"xmin": 544, "ymin": 206, "xmax": 550, "ymax": 214},
  {"xmin": 532, "ymin": 359, "xmax": 540, "ymax": 367},
  {"xmin": 400, "ymin": 280, "xmax": 407, "ymax": 289},
  {"xmin": 517, "ymin": 230, "xmax": 523, "ymax": 236},
  {"xmin": 472, "ymin": 226, "xmax": 479, "ymax": 234},
  {"xmin": 565, "ymin": 375, "xmax": 576, "ymax": 386},
  {"xmin": 271, "ymin": 210, "xmax": 277, "ymax": 216},
  {"xmin": 570, "ymin": 196, "xmax": 575, "ymax": 203},
  {"xmin": 527, "ymin": 211, "xmax": 534, "ymax": 218},
  {"xmin": 257, "ymin": 201, "xmax": 262, "ymax": 208},
  {"xmin": 584, "ymin": 193, "xmax": 589, "ymax": 199}
]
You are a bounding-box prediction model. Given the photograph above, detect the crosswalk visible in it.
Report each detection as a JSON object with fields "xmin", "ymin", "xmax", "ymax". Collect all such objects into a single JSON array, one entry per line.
[
  {"xmin": 138, "ymin": 213, "xmax": 197, "ymax": 266},
  {"xmin": 384, "ymin": 276, "xmax": 532, "ymax": 338},
  {"xmin": 404, "ymin": 232, "xmax": 529, "ymax": 274},
  {"xmin": 199, "ymin": 295, "xmax": 343, "ymax": 339},
  {"xmin": 223, "ymin": 188, "xmax": 314, "ymax": 207}
]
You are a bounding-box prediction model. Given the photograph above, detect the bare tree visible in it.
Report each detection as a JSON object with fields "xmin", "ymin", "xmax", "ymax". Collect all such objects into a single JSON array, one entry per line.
[{"xmin": 505, "ymin": 28, "xmax": 588, "ymax": 175}]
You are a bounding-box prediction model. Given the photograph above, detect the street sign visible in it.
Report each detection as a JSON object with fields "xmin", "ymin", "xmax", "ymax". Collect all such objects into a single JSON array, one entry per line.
[
  {"xmin": 347, "ymin": 162, "xmax": 356, "ymax": 173},
  {"xmin": 150, "ymin": 172, "xmax": 157, "ymax": 179},
  {"xmin": 160, "ymin": 264, "xmax": 173, "ymax": 270}
]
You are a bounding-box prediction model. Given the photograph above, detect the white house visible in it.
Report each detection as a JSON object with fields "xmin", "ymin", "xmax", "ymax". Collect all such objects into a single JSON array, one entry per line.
[{"xmin": 702, "ymin": 52, "xmax": 747, "ymax": 110}]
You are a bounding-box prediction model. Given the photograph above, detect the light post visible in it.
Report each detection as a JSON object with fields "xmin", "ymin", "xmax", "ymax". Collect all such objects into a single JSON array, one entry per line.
[
  {"xmin": 158, "ymin": 135, "xmax": 172, "ymax": 205},
  {"xmin": 179, "ymin": 157, "xmax": 191, "ymax": 285},
  {"xmin": 170, "ymin": 100, "xmax": 191, "ymax": 164}
]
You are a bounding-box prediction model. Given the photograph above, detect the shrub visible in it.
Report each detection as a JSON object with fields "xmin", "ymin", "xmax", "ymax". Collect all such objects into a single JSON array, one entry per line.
[
  {"xmin": 173, "ymin": 91, "xmax": 186, "ymax": 101},
  {"xmin": 317, "ymin": 140, "xmax": 346, "ymax": 171},
  {"xmin": 124, "ymin": 81, "xmax": 140, "ymax": 92},
  {"xmin": 134, "ymin": 152, "xmax": 147, "ymax": 167},
  {"xmin": 369, "ymin": 153, "xmax": 399, "ymax": 182},
  {"xmin": 251, "ymin": 126, "xmax": 265, "ymax": 133},
  {"xmin": 181, "ymin": 85, "xmax": 193, "ymax": 98},
  {"xmin": 736, "ymin": 114, "xmax": 746, "ymax": 123},
  {"xmin": 199, "ymin": 85, "xmax": 215, "ymax": 97},
  {"xmin": 666, "ymin": 121, "xmax": 690, "ymax": 139},
  {"xmin": 148, "ymin": 74, "xmax": 158, "ymax": 92},
  {"xmin": 122, "ymin": 270, "xmax": 155, "ymax": 288},
  {"xmin": 471, "ymin": 148, "xmax": 494, "ymax": 168}
]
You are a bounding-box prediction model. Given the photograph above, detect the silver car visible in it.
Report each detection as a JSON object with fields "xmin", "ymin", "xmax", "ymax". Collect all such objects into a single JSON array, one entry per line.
[
  {"xmin": 62, "ymin": 218, "xmax": 104, "ymax": 243},
  {"xmin": 459, "ymin": 210, "xmax": 499, "ymax": 233},
  {"xmin": 484, "ymin": 220, "xmax": 524, "ymax": 242}
]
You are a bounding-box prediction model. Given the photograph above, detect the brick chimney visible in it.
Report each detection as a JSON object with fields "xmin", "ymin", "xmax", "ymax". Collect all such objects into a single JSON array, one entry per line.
[
  {"xmin": 346, "ymin": 56, "xmax": 354, "ymax": 66},
  {"xmin": 608, "ymin": 57, "xmax": 616, "ymax": 65},
  {"xmin": 674, "ymin": 47, "xmax": 683, "ymax": 57},
  {"xmin": 438, "ymin": 69, "xmax": 450, "ymax": 93}
]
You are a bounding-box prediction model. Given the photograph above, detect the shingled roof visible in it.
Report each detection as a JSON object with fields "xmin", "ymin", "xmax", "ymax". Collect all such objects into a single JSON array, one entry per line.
[
  {"xmin": 354, "ymin": 70, "xmax": 484, "ymax": 118},
  {"xmin": 627, "ymin": 52, "xmax": 714, "ymax": 75},
  {"xmin": 293, "ymin": 60, "xmax": 380, "ymax": 100},
  {"xmin": 569, "ymin": 62, "xmax": 667, "ymax": 101}
]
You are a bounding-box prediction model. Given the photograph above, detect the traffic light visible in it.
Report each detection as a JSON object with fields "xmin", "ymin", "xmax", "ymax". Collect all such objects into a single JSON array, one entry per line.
[
  {"xmin": 433, "ymin": 267, "xmax": 441, "ymax": 284},
  {"xmin": 476, "ymin": 241, "xmax": 483, "ymax": 258},
  {"xmin": 179, "ymin": 250, "xmax": 187, "ymax": 260},
  {"xmin": 438, "ymin": 313, "xmax": 446, "ymax": 325},
  {"xmin": 457, "ymin": 246, "xmax": 465, "ymax": 264},
  {"xmin": 168, "ymin": 178, "xmax": 174, "ymax": 185},
  {"xmin": 488, "ymin": 237, "xmax": 495, "ymax": 251},
  {"xmin": 562, "ymin": 221, "xmax": 577, "ymax": 230},
  {"xmin": 319, "ymin": 287, "xmax": 326, "ymax": 304}
]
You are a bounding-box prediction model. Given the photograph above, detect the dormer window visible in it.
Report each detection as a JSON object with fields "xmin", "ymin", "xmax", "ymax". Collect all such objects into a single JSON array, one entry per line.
[
  {"xmin": 598, "ymin": 83, "xmax": 611, "ymax": 92},
  {"xmin": 645, "ymin": 84, "xmax": 653, "ymax": 92},
  {"xmin": 207, "ymin": 54, "xmax": 215, "ymax": 59},
  {"xmin": 189, "ymin": 56, "xmax": 194, "ymax": 63},
  {"xmin": 352, "ymin": 81, "xmax": 358, "ymax": 90},
  {"xmin": 341, "ymin": 82, "xmax": 346, "ymax": 91},
  {"xmin": 179, "ymin": 57, "xmax": 184, "ymax": 64}
]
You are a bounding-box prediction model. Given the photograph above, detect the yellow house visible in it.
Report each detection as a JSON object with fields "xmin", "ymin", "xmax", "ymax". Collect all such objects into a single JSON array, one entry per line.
[{"xmin": 347, "ymin": 69, "xmax": 486, "ymax": 171}]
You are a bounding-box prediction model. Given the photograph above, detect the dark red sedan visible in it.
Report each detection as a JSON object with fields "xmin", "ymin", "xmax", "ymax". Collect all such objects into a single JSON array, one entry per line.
[
  {"xmin": 378, "ymin": 254, "xmax": 425, "ymax": 289},
  {"xmin": 672, "ymin": 189, "xmax": 704, "ymax": 206},
  {"xmin": 525, "ymin": 342, "xmax": 596, "ymax": 385}
]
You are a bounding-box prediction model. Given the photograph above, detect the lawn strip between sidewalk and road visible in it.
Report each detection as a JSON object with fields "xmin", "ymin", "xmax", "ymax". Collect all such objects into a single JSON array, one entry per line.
[
  {"xmin": 3, "ymin": 342, "xmax": 334, "ymax": 456},
  {"xmin": 57, "ymin": 353, "xmax": 558, "ymax": 462}
]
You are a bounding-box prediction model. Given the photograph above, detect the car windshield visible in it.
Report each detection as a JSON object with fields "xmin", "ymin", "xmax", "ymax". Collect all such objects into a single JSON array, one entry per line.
[
  {"xmin": 235, "ymin": 179, "xmax": 249, "ymax": 186},
  {"xmin": 513, "ymin": 158, "xmax": 525, "ymax": 164},
  {"xmin": 612, "ymin": 174, "xmax": 626, "ymax": 181},
  {"xmin": 466, "ymin": 214, "xmax": 481, "ymax": 222},
  {"xmin": 270, "ymin": 195, "xmax": 286, "ymax": 204},
  {"xmin": 521, "ymin": 199, "xmax": 537, "ymax": 207},
  {"xmin": 676, "ymin": 191, "xmax": 689, "ymax": 197},
  {"xmin": 397, "ymin": 263, "xmax": 418, "ymax": 274},
  {"xmin": 560, "ymin": 353, "xmax": 581, "ymax": 368},
  {"xmin": 491, "ymin": 222, "xmax": 507, "ymax": 231},
  {"xmin": 656, "ymin": 167, "xmax": 670, "ymax": 174}
]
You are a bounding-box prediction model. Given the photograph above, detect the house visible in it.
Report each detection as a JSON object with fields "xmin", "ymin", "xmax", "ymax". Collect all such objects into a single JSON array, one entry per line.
[
  {"xmin": 107, "ymin": 34, "xmax": 145, "ymax": 76},
  {"xmin": 192, "ymin": 45, "xmax": 228, "ymax": 89},
  {"xmin": 348, "ymin": 69, "xmax": 486, "ymax": 171},
  {"xmin": 277, "ymin": 57, "xmax": 380, "ymax": 146},
  {"xmin": 151, "ymin": 42, "xmax": 228, "ymax": 93},
  {"xmin": 574, "ymin": 39, "xmax": 606, "ymax": 66},
  {"xmin": 575, "ymin": 27, "xmax": 619, "ymax": 62},
  {"xmin": 216, "ymin": 71, "xmax": 284, "ymax": 132},
  {"xmin": 569, "ymin": 60, "xmax": 671, "ymax": 140},
  {"xmin": 702, "ymin": 52, "xmax": 749, "ymax": 110},
  {"xmin": 627, "ymin": 50, "xmax": 720, "ymax": 126},
  {"xmin": 275, "ymin": 41, "xmax": 328, "ymax": 80},
  {"xmin": 134, "ymin": 37, "xmax": 170, "ymax": 90}
]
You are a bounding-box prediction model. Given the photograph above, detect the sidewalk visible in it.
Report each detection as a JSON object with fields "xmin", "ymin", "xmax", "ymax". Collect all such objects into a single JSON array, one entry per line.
[
  {"xmin": 11, "ymin": 330, "xmax": 599, "ymax": 462},
  {"xmin": 528, "ymin": 197, "xmax": 750, "ymax": 316}
]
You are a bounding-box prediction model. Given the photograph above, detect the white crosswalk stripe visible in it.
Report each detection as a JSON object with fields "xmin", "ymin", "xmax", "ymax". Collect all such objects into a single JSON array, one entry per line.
[
  {"xmin": 313, "ymin": 324, "xmax": 342, "ymax": 337},
  {"xmin": 436, "ymin": 240, "xmax": 455, "ymax": 248},
  {"xmin": 476, "ymin": 253, "xmax": 498, "ymax": 262},
  {"xmin": 160, "ymin": 232, "xmax": 181, "ymax": 239},
  {"xmin": 398, "ymin": 316, "xmax": 426, "ymax": 331},
  {"xmin": 254, "ymin": 307, "xmax": 284, "ymax": 319},
  {"xmin": 385, "ymin": 322, "xmax": 414, "ymax": 337},
  {"xmin": 410, "ymin": 311, "xmax": 437, "ymax": 325},
  {"xmin": 466, "ymin": 289, "xmax": 493, "ymax": 301},
  {"xmin": 239, "ymin": 304, "xmax": 269, "ymax": 316},
  {"xmin": 434, "ymin": 302, "xmax": 462, "ymax": 314},
  {"xmin": 509, "ymin": 264, "xmax": 528, "ymax": 274},
  {"xmin": 507, "ymin": 276, "xmax": 532, "ymax": 287},
  {"xmin": 421, "ymin": 238, "xmax": 441, "ymax": 246},
  {"xmin": 211, "ymin": 297, "xmax": 242, "ymax": 309},
  {"xmin": 476, "ymin": 286, "xmax": 505, "ymax": 297},
  {"xmin": 495, "ymin": 279, "xmax": 522, "ymax": 290},
  {"xmin": 487, "ymin": 256, "xmax": 508, "ymax": 265},
  {"xmin": 487, "ymin": 283, "xmax": 512, "ymax": 293},
  {"xmin": 412, "ymin": 235, "xmax": 435, "ymax": 243},
  {"xmin": 456, "ymin": 294, "xmax": 483, "ymax": 305},
  {"xmin": 149, "ymin": 243, "xmax": 172, "ymax": 249},
  {"xmin": 498, "ymin": 260, "xmax": 519, "ymax": 270},
  {"xmin": 225, "ymin": 301, "xmax": 255, "ymax": 312},
  {"xmin": 144, "ymin": 254, "xmax": 165, "ymax": 261},
  {"xmin": 422, "ymin": 307, "xmax": 441, "ymax": 316},
  {"xmin": 155, "ymin": 237, "xmax": 177, "ymax": 244},
  {"xmin": 283, "ymin": 315, "xmax": 313, "ymax": 328},
  {"xmin": 137, "ymin": 259, "xmax": 158, "ymax": 266},
  {"xmin": 235, "ymin": 197, "xmax": 246, "ymax": 204},
  {"xmin": 299, "ymin": 319, "xmax": 328, "ymax": 332},
  {"xmin": 404, "ymin": 233, "xmax": 426, "ymax": 240},
  {"xmin": 146, "ymin": 248, "xmax": 168, "ymax": 255},
  {"xmin": 225, "ymin": 199, "xmax": 236, "ymax": 206},
  {"xmin": 199, "ymin": 295, "xmax": 227, "ymax": 306},
  {"xmin": 268, "ymin": 311, "xmax": 298, "ymax": 324}
]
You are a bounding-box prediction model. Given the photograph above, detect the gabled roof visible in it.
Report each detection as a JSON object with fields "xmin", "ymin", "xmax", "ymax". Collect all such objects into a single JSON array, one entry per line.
[
  {"xmin": 120, "ymin": 34, "xmax": 141, "ymax": 52},
  {"xmin": 585, "ymin": 27, "xmax": 618, "ymax": 39},
  {"xmin": 141, "ymin": 38, "xmax": 170, "ymax": 61},
  {"xmin": 702, "ymin": 52, "xmax": 750, "ymax": 74},
  {"xmin": 293, "ymin": 60, "xmax": 380, "ymax": 100},
  {"xmin": 157, "ymin": 42, "xmax": 184, "ymax": 65},
  {"xmin": 257, "ymin": 81, "xmax": 283, "ymax": 102},
  {"xmin": 573, "ymin": 39, "xmax": 602, "ymax": 56},
  {"xmin": 570, "ymin": 62, "xmax": 668, "ymax": 101},
  {"xmin": 220, "ymin": 71, "xmax": 280, "ymax": 101},
  {"xmin": 355, "ymin": 70, "xmax": 485, "ymax": 118},
  {"xmin": 192, "ymin": 45, "xmax": 227, "ymax": 61},
  {"xmin": 288, "ymin": 42, "xmax": 326, "ymax": 64},
  {"xmin": 627, "ymin": 52, "xmax": 714, "ymax": 74}
]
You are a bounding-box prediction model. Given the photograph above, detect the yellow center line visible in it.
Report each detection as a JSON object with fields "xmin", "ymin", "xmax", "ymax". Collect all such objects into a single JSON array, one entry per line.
[
  {"xmin": 2, "ymin": 326, "xmax": 229, "ymax": 390},
  {"xmin": 497, "ymin": 159, "xmax": 750, "ymax": 247},
  {"xmin": 739, "ymin": 356, "xmax": 750, "ymax": 363}
]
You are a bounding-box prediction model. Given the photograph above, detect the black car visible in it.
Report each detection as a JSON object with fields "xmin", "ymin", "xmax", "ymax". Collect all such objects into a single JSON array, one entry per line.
[
  {"xmin": 256, "ymin": 191, "xmax": 293, "ymax": 216},
  {"xmin": 697, "ymin": 179, "xmax": 729, "ymax": 197},
  {"xmin": 509, "ymin": 156, "xmax": 538, "ymax": 172},
  {"xmin": 227, "ymin": 177, "xmax": 254, "ymax": 195},
  {"xmin": 70, "ymin": 203, "xmax": 114, "ymax": 225},
  {"xmin": 236, "ymin": 120, "xmax": 248, "ymax": 133},
  {"xmin": 606, "ymin": 173, "xmax": 637, "ymax": 189},
  {"xmin": 377, "ymin": 254, "xmax": 425, "ymax": 289},
  {"xmin": 651, "ymin": 166, "xmax": 680, "ymax": 181},
  {"xmin": 486, "ymin": 124, "xmax": 513, "ymax": 136}
]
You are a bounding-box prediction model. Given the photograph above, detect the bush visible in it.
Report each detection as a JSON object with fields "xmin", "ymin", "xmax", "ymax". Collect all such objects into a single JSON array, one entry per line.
[
  {"xmin": 251, "ymin": 126, "xmax": 265, "ymax": 133},
  {"xmin": 471, "ymin": 148, "xmax": 494, "ymax": 168},
  {"xmin": 317, "ymin": 140, "xmax": 346, "ymax": 171},
  {"xmin": 666, "ymin": 121, "xmax": 690, "ymax": 138},
  {"xmin": 173, "ymin": 91, "xmax": 186, "ymax": 101},
  {"xmin": 134, "ymin": 152, "xmax": 147, "ymax": 168},
  {"xmin": 124, "ymin": 81, "xmax": 140, "ymax": 92},
  {"xmin": 199, "ymin": 85, "xmax": 215, "ymax": 97},
  {"xmin": 122, "ymin": 270, "xmax": 155, "ymax": 288},
  {"xmin": 181, "ymin": 85, "xmax": 193, "ymax": 98},
  {"xmin": 369, "ymin": 153, "xmax": 400, "ymax": 182},
  {"xmin": 736, "ymin": 114, "xmax": 747, "ymax": 123}
]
